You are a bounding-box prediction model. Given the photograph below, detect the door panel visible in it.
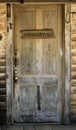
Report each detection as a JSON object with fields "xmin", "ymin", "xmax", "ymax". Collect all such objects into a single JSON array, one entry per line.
[
  {"xmin": 20, "ymin": 10, "xmax": 36, "ymax": 75},
  {"xmin": 13, "ymin": 4, "xmax": 63, "ymax": 123},
  {"xmin": 42, "ymin": 84, "xmax": 57, "ymax": 111},
  {"xmin": 42, "ymin": 11, "xmax": 58, "ymax": 75},
  {"xmin": 20, "ymin": 39, "xmax": 36, "ymax": 75},
  {"xmin": 20, "ymin": 85, "xmax": 37, "ymax": 111}
]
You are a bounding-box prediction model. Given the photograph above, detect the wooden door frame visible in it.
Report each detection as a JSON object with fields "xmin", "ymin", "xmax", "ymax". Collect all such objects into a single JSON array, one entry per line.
[
  {"xmin": 64, "ymin": 4, "xmax": 71, "ymax": 124},
  {"xmin": 6, "ymin": 3, "xmax": 71, "ymax": 124}
]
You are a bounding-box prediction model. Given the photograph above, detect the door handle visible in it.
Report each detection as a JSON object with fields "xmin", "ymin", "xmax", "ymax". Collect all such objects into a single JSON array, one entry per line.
[{"xmin": 14, "ymin": 49, "xmax": 18, "ymax": 83}]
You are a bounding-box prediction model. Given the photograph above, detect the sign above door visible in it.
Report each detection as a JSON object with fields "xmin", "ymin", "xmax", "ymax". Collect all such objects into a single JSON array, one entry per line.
[{"xmin": 20, "ymin": 29, "xmax": 55, "ymax": 39}]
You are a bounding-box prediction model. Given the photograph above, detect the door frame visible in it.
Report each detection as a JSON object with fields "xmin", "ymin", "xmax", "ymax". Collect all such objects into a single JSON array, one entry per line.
[{"xmin": 6, "ymin": 3, "xmax": 71, "ymax": 124}]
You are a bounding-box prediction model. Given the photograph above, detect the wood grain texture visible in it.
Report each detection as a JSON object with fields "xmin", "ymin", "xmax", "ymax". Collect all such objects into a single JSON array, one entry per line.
[
  {"xmin": 13, "ymin": 4, "xmax": 63, "ymax": 123},
  {"xmin": 6, "ymin": 4, "xmax": 13, "ymax": 124},
  {"xmin": 64, "ymin": 4, "xmax": 71, "ymax": 124},
  {"xmin": 70, "ymin": 5, "xmax": 76, "ymax": 123}
]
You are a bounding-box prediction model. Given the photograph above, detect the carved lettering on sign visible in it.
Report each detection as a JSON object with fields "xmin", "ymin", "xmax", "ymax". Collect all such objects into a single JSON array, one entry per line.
[{"xmin": 20, "ymin": 29, "xmax": 55, "ymax": 39}]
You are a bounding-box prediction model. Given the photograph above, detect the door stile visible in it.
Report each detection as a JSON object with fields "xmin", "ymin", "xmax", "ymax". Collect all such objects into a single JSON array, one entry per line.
[
  {"xmin": 36, "ymin": 9, "xmax": 43, "ymax": 111},
  {"xmin": 57, "ymin": 5, "xmax": 63, "ymax": 122}
]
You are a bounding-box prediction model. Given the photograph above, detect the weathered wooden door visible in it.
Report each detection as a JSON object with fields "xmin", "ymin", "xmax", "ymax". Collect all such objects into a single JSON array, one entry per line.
[{"xmin": 13, "ymin": 4, "xmax": 63, "ymax": 123}]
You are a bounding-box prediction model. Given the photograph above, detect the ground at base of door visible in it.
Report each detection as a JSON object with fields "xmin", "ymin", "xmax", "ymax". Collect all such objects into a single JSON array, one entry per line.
[{"xmin": 0, "ymin": 124, "xmax": 76, "ymax": 130}]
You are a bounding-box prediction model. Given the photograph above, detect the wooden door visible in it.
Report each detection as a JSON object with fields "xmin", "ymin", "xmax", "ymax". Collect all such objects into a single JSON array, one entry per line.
[{"xmin": 13, "ymin": 4, "xmax": 63, "ymax": 123}]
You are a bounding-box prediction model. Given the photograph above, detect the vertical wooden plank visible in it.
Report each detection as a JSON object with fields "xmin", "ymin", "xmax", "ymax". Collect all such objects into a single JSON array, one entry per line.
[
  {"xmin": 64, "ymin": 4, "xmax": 71, "ymax": 124},
  {"xmin": 36, "ymin": 9, "xmax": 42, "ymax": 75},
  {"xmin": 6, "ymin": 3, "xmax": 13, "ymax": 124},
  {"xmin": 36, "ymin": 9, "xmax": 42, "ymax": 112},
  {"xmin": 13, "ymin": 5, "xmax": 23, "ymax": 121},
  {"xmin": 42, "ymin": 9, "xmax": 58, "ymax": 75},
  {"xmin": 13, "ymin": 6, "xmax": 38, "ymax": 122},
  {"xmin": 57, "ymin": 5, "xmax": 63, "ymax": 122},
  {"xmin": 20, "ymin": 10, "xmax": 36, "ymax": 75}
]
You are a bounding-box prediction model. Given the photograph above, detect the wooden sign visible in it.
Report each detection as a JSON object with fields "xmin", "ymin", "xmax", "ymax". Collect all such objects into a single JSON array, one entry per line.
[{"xmin": 20, "ymin": 29, "xmax": 55, "ymax": 39}]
